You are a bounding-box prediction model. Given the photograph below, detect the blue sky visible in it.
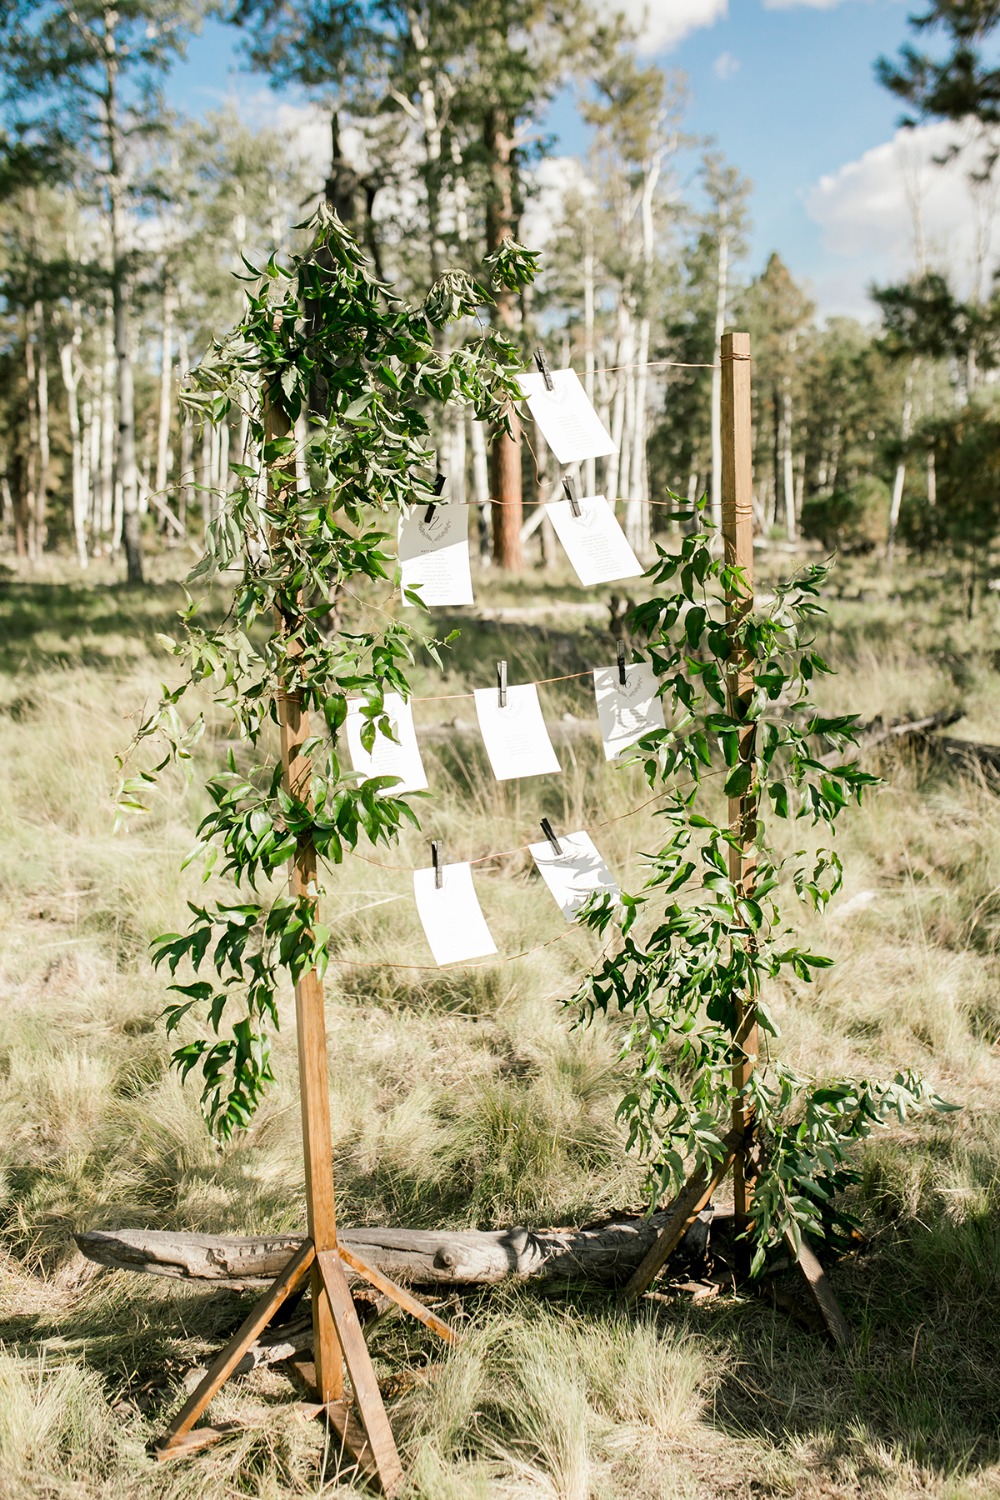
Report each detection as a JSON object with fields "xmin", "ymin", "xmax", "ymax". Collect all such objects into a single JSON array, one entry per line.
[{"xmin": 169, "ymin": 1, "xmax": 977, "ymax": 322}]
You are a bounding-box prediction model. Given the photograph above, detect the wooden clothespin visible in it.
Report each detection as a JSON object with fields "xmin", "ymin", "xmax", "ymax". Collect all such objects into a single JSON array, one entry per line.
[
  {"xmin": 425, "ymin": 471, "xmax": 446, "ymax": 524},
  {"xmin": 617, "ymin": 639, "xmax": 628, "ymax": 686},
  {"xmin": 497, "ymin": 659, "xmax": 507, "ymax": 708},
  {"xmin": 540, "ymin": 818, "xmax": 563, "ymax": 856},
  {"xmin": 533, "ymin": 347, "xmax": 555, "ymax": 392},
  {"xmin": 431, "ymin": 840, "xmax": 443, "ymax": 889},
  {"xmin": 562, "ymin": 475, "xmax": 582, "ymax": 518}
]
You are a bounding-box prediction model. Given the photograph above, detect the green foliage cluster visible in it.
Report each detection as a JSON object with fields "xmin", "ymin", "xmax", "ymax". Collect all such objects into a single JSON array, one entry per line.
[
  {"xmin": 118, "ymin": 204, "xmax": 540, "ymax": 1134},
  {"xmin": 570, "ymin": 524, "xmax": 955, "ymax": 1268}
]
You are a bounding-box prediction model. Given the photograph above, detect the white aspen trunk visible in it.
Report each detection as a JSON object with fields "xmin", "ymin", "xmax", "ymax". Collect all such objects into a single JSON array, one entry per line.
[
  {"xmin": 177, "ymin": 327, "xmax": 192, "ymax": 528},
  {"xmin": 710, "ymin": 228, "xmax": 729, "ymax": 532},
  {"xmin": 219, "ymin": 418, "xmax": 230, "ymax": 503},
  {"xmin": 887, "ymin": 361, "xmax": 916, "ymax": 566},
  {"xmin": 34, "ymin": 298, "xmax": 50, "ymax": 555},
  {"xmin": 583, "ymin": 217, "xmax": 596, "ymax": 497},
  {"xmin": 155, "ymin": 281, "xmax": 174, "ymax": 503},
  {"xmin": 782, "ymin": 379, "xmax": 796, "ymax": 542},
  {"xmin": 448, "ymin": 408, "xmax": 467, "ymax": 505},
  {"xmin": 926, "ymin": 446, "xmax": 936, "ymax": 507},
  {"xmin": 469, "ymin": 413, "xmax": 490, "ymax": 565},
  {"xmin": 606, "ymin": 307, "xmax": 632, "ymax": 502},
  {"xmin": 82, "ymin": 398, "xmax": 95, "ymax": 543},
  {"xmin": 24, "ymin": 306, "xmax": 40, "ymax": 562},
  {"xmin": 626, "ymin": 316, "xmax": 649, "ymax": 550},
  {"xmin": 200, "ymin": 422, "xmax": 212, "ymax": 529},
  {"xmin": 60, "ymin": 334, "xmax": 88, "ymax": 568}
]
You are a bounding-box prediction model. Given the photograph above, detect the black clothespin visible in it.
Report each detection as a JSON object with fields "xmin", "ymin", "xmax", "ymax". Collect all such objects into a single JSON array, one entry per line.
[
  {"xmin": 533, "ymin": 347, "xmax": 555, "ymax": 392},
  {"xmin": 497, "ymin": 659, "xmax": 507, "ymax": 708},
  {"xmin": 540, "ymin": 818, "xmax": 563, "ymax": 856},
  {"xmin": 562, "ymin": 475, "xmax": 582, "ymax": 518},
  {"xmin": 425, "ymin": 471, "xmax": 446, "ymax": 524},
  {"xmin": 431, "ymin": 840, "xmax": 443, "ymax": 889},
  {"xmin": 617, "ymin": 639, "xmax": 628, "ymax": 686}
]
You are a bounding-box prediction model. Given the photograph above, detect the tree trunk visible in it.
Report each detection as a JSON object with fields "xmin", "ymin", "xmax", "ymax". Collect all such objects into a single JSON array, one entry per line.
[
  {"xmin": 782, "ymin": 379, "xmax": 795, "ymax": 543},
  {"xmin": 104, "ymin": 24, "xmax": 143, "ymax": 584},
  {"xmin": 75, "ymin": 1209, "xmax": 716, "ymax": 1291},
  {"xmin": 606, "ymin": 306, "xmax": 632, "ymax": 502},
  {"xmin": 484, "ymin": 105, "xmax": 523, "ymax": 572},
  {"xmin": 155, "ymin": 281, "xmax": 174, "ymax": 509},
  {"xmin": 34, "ymin": 298, "xmax": 50, "ymax": 555},
  {"xmin": 583, "ymin": 218, "xmax": 596, "ymax": 497},
  {"xmin": 24, "ymin": 306, "xmax": 39, "ymax": 562},
  {"xmin": 887, "ymin": 361, "xmax": 916, "ymax": 566},
  {"xmin": 59, "ymin": 330, "xmax": 88, "ymax": 569},
  {"xmin": 177, "ymin": 326, "xmax": 192, "ymax": 529},
  {"xmin": 469, "ymin": 411, "xmax": 491, "ymax": 564}
]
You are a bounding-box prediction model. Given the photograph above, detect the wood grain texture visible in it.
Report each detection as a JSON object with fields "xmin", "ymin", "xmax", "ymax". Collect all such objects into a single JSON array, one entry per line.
[
  {"xmin": 77, "ymin": 1208, "xmax": 718, "ymax": 1289},
  {"xmin": 156, "ymin": 1240, "xmax": 315, "ymax": 1453},
  {"xmin": 316, "ymin": 1249, "xmax": 404, "ymax": 1499},
  {"xmin": 721, "ymin": 330, "xmax": 759, "ymax": 1271},
  {"xmin": 266, "ymin": 396, "xmax": 342, "ymax": 1403}
]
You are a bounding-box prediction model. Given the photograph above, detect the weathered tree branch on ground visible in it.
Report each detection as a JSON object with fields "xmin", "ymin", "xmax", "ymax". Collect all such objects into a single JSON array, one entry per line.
[{"xmin": 76, "ymin": 1210, "xmax": 715, "ymax": 1293}]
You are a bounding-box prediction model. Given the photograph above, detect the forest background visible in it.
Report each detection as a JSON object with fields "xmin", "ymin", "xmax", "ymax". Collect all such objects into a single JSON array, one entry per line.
[{"xmin": 2, "ymin": 0, "xmax": 998, "ymax": 589}]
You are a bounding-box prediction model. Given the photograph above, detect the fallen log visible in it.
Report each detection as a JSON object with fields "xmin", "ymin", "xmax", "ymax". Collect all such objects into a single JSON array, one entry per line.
[{"xmin": 76, "ymin": 1209, "xmax": 717, "ymax": 1292}]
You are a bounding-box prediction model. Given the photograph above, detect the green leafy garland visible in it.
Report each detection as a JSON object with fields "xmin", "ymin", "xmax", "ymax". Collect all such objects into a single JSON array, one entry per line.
[
  {"xmin": 117, "ymin": 206, "xmax": 539, "ymax": 1137},
  {"xmin": 571, "ymin": 525, "xmax": 956, "ymax": 1269}
]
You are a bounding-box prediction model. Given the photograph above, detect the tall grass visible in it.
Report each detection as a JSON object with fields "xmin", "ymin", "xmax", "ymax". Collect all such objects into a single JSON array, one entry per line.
[{"xmin": 1, "ymin": 555, "xmax": 999, "ymax": 1496}]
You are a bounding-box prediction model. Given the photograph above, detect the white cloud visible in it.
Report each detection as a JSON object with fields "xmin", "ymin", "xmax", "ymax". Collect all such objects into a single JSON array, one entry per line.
[
  {"xmin": 805, "ymin": 121, "xmax": 999, "ymax": 315},
  {"xmin": 712, "ymin": 50, "xmax": 741, "ymax": 80},
  {"xmin": 607, "ymin": 0, "xmax": 727, "ymax": 53},
  {"xmin": 763, "ymin": 0, "xmax": 849, "ymax": 9}
]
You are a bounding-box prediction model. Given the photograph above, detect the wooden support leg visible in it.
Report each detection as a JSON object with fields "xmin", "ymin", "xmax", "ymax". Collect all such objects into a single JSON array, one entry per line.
[
  {"xmin": 316, "ymin": 1248, "xmax": 405, "ymax": 1499},
  {"xmin": 623, "ymin": 1131, "xmax": 741, "ymax": 1305},
  {"xmin": 785, "ymin": 1229, "xmax": 852, "ymax": 1350},
  {"xmin": 156, "ymin": 1241, "xmax": 316, "ymax": 1458},
  {"xmin": 339, "ymin": 1244, "xmax": 457, "ymax": 1345}
]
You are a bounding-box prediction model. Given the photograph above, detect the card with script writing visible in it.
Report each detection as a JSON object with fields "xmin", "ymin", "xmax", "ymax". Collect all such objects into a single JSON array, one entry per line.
[
  {"xmin": 413, "ymin": 862, "xmax": 498, "ymax": 966},
  {"xmin": 592, "ymin": 661, "xmax": 666, "ymax": 760},
  {"xmin": 473, "ymin": 682, "xmax": 561, "ymax": 781},
  {"xmin": 545, "ymin": 494, "xmax": 643, "ymax": 586},
  {"xmin": 528, "ymin": 830, "xmax": 620, "ymax": 921},
  {"xmin": 517, "ymin": 368, "xmax": 617, "ymax": 465},
  {"xmin": 398, "ymin": 503, "xmax": 474, "ymax": 607},
  {"xmin": 345, "ymin": 693, "xmax": 428, "ymax": 794}
]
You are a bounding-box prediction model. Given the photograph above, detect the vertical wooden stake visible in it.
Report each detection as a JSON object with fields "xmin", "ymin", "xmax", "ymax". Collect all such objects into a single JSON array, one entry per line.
[
  {"xmin": 720, "ymin": 330, "xmax": 759, "ymax": 1275},
  {"xmin": 266, "ymin": 398, "xmax": 344, "ymax": 1404}
]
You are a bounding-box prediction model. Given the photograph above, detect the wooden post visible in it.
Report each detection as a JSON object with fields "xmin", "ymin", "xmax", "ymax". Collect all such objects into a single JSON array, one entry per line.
[
  {"xmin": 721, "ymin": 330, "xmax": 759, "ymax": 1274},
  {"xmin": 266, "ymin": 399, "xmax": 344, "ymax": 1404}
]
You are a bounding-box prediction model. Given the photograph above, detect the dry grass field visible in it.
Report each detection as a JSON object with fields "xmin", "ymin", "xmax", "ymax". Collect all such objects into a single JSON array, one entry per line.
[{"xmin": 1, "ymin": 546, "xmax": 999, "ymax": 1499}]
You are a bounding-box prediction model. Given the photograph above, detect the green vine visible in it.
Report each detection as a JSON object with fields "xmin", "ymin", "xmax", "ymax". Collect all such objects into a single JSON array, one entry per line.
[
  {"xmin": 571, "ymin": 522, "xmax": 957, "ymax": 1270},
  {"xmin": 116, "ymin": 205, "xmax": 539, "ymax": 1136}
]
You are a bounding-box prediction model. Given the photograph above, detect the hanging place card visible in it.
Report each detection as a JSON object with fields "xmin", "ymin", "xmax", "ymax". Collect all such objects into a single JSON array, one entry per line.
[
  {"xmin": 473, "ymin": 683, "xmax": 561, "ymax": 781},
  {"xmin": 398, "ymin": 503, "xmax": 474, "ymax": 608},
  {"xmin": 517, "ymin": 368, "xmax": 618, "ymax": 465},
  {"xmin": 593, "ymin": 661, "xmax": 666, "ymax": 760},
  {"xmin": 528, "ymin": 830, "xmax": 620, "ymax": 921},
  {"xmin": 345, "ymin": 692, "xmax": 428, "ymax": 794},
  {"xmin": 413, "ymin": 862, "xmax": 498, "ymax": 966},
  {"xmin": 545, "ymin": 494, "xmax": 643, "ymax": 586}
]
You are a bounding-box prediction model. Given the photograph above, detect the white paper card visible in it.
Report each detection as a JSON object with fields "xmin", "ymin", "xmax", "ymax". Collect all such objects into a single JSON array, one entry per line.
[
  {"xmin": 473, "ymin": 683, "xmax": 561, "ymax": 781},
  {"xmin": 593, "ymin": 662, "xmax": 666, "ymax": 760},
  {"xmin": 517, "ymin": 368, "xmax": 618, "ymax": 464},
  {"xmin": 545, "ymin": 495, "xmax": 643, "ymax": 586},
  {"xmin": 413, "ymin": 862, "xmax": 498, "ymax": 966},
  {"xmin": 528, "ymin": 830, "xmax": 620, "ymax": 921},
  {"xmin": 398, "ymin": 504, "xmax": 474, "ymax": 608},
  {"xmin": 345, "ymin": 693, "xmax": 428, "ymax": 793}
]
